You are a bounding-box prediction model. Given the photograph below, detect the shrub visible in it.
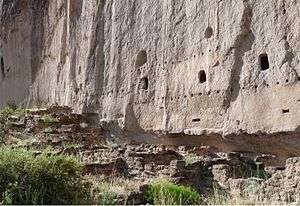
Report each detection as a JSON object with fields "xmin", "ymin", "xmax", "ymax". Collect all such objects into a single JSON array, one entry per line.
[
  {"xmin": 0, "ymin": 105, "xmax": 26, "ymax": 123},
  {"xmin": 0, "ymin": 148, "xmax": 91, "ymax": 205},
  {"xmin": 184, "ymin": 154, "xmax": 201, "ymax": 166},
  {"xmin": 0, "ymin": 126, "xmax": 4, "ymax": 143},
  {"xmin": 97, "ymin": 191, "xmax": 118, "ymax": 205},
  {"xmin": 41, "ymin": 115, "xmax": 59, "ymax": 124},
  {"xmin": 145, "ymin": 180, "xmax": 202, "ymax": 205},
  {"xmin": 95, "ymin": 178, "xmax": 139, "ymax": 205}
]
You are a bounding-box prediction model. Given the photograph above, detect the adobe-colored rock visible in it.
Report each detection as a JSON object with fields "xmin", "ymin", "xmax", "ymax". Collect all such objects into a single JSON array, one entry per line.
[{"xmin": 0, "ymin": 0, "xmax": 299, "ymax": 160}]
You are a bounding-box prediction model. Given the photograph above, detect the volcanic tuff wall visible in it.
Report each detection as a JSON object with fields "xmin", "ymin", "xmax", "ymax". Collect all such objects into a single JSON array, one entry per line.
[{"xmin": 0, "ymin": 0, "xmax": 299, "ymax": 158}]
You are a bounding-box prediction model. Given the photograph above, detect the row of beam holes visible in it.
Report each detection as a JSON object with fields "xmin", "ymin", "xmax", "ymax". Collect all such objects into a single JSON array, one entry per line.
[
  {"xmin": 129, "ymin": 89, "xmax": 222, "ymax": 105},
  {"xmin": 136, "ymin": 30, "xmax": 292, "ymax": 93},
  {"xmin": 132, "ymin": 41, "xmax": 296, "ymax": 102},
  {"xmin": 133, "ymin": 28, "xmax": 294, "ymax": 118},
  {"xmin": 101, "ymin": 89, "xmax": 127, "ymax": 97},
  {"xmin": 134, "ymin": 27, "xmax": 215, "ymax": 71},
  {"xmin": 250, "ymin": 53, "xmax": 293, "ymax": 115},
  {"xmin": 140, "ymin": 26, "xmax": 215, "ymax": 69},
  {"xmin": 135, "ymin": 27, "xmax": 210, "ymax": 90},
  {"xmin": 102, "ymin": 53, "xmax": 292, "ymax": 98}
]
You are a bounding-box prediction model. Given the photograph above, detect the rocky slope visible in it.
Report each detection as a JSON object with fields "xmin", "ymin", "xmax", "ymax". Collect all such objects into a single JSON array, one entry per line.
[
  {"xmin": 0, "ymin": 0, "xmax": 299, "ymax": 161},
  {"xmin": 0, "ymin": 106, "xmax": 299, "ymax": 204}
]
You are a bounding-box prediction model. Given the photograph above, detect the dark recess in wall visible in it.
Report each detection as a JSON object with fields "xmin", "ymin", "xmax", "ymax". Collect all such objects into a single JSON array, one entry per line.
[
  {"xmin": 0, "ymin": 57, "xmax": 5, "ymax": 79},
  {"xmin": 259, "ymin": 53, "xmax": 270, "ymax": 71}
]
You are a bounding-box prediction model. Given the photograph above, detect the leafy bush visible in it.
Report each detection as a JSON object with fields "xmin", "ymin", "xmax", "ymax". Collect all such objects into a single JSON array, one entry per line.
[
  {"xmin": 0, "ymin": 126, "xmax": 4, "ymax": 144},
  {"xmin": 0, "ymin": 148, "xmax": 91, "ymax": 205},
  {"xmin": 0, "ymin": 105, "xmax": 26, "ymax": 123},
  {"xmin": 145, "ymin": 180, "xmax": 202, "ymax": 205}
]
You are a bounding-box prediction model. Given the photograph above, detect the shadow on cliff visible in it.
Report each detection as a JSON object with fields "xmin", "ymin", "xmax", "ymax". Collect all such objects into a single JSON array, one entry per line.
[{"xmin": 224, "ymin": 1, "xmax": 255, "ymax": 107}]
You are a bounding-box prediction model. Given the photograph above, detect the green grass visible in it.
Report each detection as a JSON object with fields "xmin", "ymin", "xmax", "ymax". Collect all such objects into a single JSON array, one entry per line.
[
  {"xmin": 0, "ymin": 148, "xmax": 91, "ymax": 205},
  {"xmin": 145, "ymin": 179, "xmax": 202, "ymax": 205}
]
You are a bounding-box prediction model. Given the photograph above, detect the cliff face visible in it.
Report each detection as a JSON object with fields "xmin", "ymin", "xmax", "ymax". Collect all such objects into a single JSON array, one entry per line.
[{"xmin": 0, "ymin": 0, "xmax": 299, "ymax": 159}]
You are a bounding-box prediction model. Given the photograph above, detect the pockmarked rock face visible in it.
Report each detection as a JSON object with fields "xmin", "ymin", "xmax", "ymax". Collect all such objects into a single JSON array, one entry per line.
[{"xmin": 0, "ymin": 0, "xmax": 299, "ymax": 160}]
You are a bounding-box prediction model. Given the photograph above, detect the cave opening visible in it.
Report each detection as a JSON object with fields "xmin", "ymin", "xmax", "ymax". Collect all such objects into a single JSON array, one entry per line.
[
  {"xmin": 259, "ymin": 53, "xmax": 270, "ymax": 71},
  {"xmin": 204, "ymin": 26, "xmax": 213, "ymax": 39},
  {"xmin": 282, "ymin": 109, "xmax": 290, "ymax": 114},
  {"xmin": 198, "ymin": 70, "xmax": 207, "ymax": 83},
  {"xmin": 135, "ymin": 50, "xmax": 147, "ymax": 68},
  {"xmin": 0, "ymin": 57, "xmax": 5, "ymax": 79},
  {"xmin": 192, "ymin": 118, "xmax": 201, "ymax": 122},
  {"xmin": 140, "ymin": 77, "xmax": 149, "ymax": 90}
]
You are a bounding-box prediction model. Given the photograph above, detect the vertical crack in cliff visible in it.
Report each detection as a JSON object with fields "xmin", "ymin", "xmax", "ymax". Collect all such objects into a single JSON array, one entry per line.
[
  {"xmin": 56, "ymin": 0, "xmax": 68, "ymax": 103},
  {"xmin": 29, "ymin": 0, "xmax": 48, "ymax": 84},
  {"xmin": 224, "ymin": 1, "xmax": 254, "ymax": 109},
  {"xmin": 68, "ymin": 0, "xmax": 83, "ymax": 106},
  {"xmin": 83, "ymin": 0, "xmax": 106, "ymax": 113}
]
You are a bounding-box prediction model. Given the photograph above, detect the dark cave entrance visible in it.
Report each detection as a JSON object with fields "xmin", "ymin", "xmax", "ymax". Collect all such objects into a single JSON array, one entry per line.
[
  {"xmin": 259, "ymin": 53, "xmax": 270, "ymax": 71},
  {"xmin": 140, "ymin": 77, "xmax": 149, "ymax": 90},
  {"xmin": 198, "ymin": 70, "xmax": 207, "ymax": 83},
  {"xmin": 1, "ymin": 57, "xmax": 5, "ymax": 79}
]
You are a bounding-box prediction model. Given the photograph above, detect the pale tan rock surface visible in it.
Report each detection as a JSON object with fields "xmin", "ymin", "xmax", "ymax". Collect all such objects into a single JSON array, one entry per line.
[{"xmin": 0, "ymin": 0, "xmax": 299, "ymax": 159}]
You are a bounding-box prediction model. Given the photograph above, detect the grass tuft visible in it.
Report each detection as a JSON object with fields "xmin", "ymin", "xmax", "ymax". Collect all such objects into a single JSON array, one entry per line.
[{"xmin": 145, "ymin": 179, "xmax": 202, "ymax": 205}]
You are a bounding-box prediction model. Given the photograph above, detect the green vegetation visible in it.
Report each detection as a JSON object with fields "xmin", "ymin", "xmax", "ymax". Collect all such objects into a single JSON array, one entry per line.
[
  {"xmin": 0, "ymin": 105, "xmax": 26, "ymax": 123},
  {"xmin": 0, "ymin": 148, "xmax": 91, "ymax": 205},
  {"xmin": 184, "ymin": 154, "xmax": 201, "ymax": 166},
  {"xmin": 145, "ymin": 180, "xmax": 202, "ymax": 205},
  {"xmin": 251, "ymin": 163, "xmax": 270, "ymax": 179},
  {"xmin": 64, "ymin": 143, "xmax": 82, "ymax": 150},
  {"xmin": 95, "ymin": 178, "xmax": 138, "ymax": 205},
  {"xmin": 232, "ymin": 164, "xmax": 270, "ymax": 180},
  {"xmin": 43, "ymin": 127, "xmax": 55, "ymax": 134},
  {"xmin": 0, "ymin": 125, "xmax": 4, "ymax": 144},
  {"xmin": 97, "ymin": 190, "xmax": 118, "ymax": 205},
  {"xmin": 41, "ymin": 115, "xmax": 59, "ymax": 124},
  {"xmin": 0, "ymin": 105, "xmax": 26, "ymax": 144}
]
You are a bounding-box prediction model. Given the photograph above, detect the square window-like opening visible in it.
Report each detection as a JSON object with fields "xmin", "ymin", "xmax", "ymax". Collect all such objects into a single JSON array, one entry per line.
[
  {"xmin": 140, "ymin": 77, "xmax": 149, "ymax": 90},
  {"xmin": 259, "ymin": 53, "xmax": 270, "ymax": 71},
  {"xmin": 198, "ymin": 70, "xmax": 207, "ymax": 83}
]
